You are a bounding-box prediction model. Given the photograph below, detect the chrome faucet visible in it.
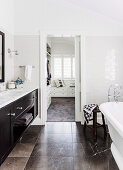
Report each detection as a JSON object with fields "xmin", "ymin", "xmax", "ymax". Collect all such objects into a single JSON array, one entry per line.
[
  {"xmin": 108, "ymin": 85, "xmax": 113, "ymax": 102},
  {"xmin": 108, "ymin": 84, "xmax": 122, "ymax": 102}
]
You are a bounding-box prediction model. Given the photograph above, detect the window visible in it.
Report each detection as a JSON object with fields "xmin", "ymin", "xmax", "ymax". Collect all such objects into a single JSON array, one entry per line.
[
  {"xmin": 53, "ymin": 55, "xmax": 75, "ymax": 79},
  {"xmin": 63, "ymin": 58, "xmax": 71, "ymax": 78},
  {"xmin": 54, "ymin": 58, "xmax": 62, "ymax": 78},
  {"xmin": 72, "ymin": 58, "xmax": 75, "ymax": 78}
]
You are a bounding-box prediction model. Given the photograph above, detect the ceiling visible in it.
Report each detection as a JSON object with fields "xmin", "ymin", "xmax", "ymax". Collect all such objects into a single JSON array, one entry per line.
[{"xmin": 64, "ymin": 0, "xmax": 123, "ymax": 24}]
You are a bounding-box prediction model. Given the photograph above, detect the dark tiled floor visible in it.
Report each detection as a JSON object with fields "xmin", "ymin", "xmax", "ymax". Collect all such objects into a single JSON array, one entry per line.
[
  {"xmin": 0, "ymin": 123, "xmax": 119, "ymax": 170},
  {"xmin": 47, "ymin": 98, "xmax": 75, "ymax": 122}
]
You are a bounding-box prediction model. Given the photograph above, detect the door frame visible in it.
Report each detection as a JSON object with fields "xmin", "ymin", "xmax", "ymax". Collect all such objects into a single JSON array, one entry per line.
[{"xmin": 39, "ymin": 29, "xmax": 86, "ymax": 125}]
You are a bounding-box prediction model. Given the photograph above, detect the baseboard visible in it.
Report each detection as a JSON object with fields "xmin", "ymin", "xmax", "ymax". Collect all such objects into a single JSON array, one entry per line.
[{"xmin": 31, "ymin": 117, "xmax": 44, "ymax": 125}]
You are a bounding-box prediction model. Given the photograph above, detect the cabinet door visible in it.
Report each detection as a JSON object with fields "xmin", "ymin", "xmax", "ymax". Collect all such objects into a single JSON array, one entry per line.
[{"xmin": 0, "ymin": 105, "xmax": 11, "ymax": 162}]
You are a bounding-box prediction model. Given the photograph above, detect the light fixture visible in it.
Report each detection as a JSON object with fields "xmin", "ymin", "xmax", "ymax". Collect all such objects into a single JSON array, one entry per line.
[{"xmin": 8, "ymin": 48, "xmax": 19, "ymax": 55}]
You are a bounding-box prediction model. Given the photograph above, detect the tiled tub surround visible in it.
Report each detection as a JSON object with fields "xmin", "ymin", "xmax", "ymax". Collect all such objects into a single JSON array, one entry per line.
[
  {"xmin": 0, "ymin": 123, "xmax": 119, "ymax": 170},
  {"xmin": 0, "ymin": 88, "xmax": 38, "ymax": 166}
]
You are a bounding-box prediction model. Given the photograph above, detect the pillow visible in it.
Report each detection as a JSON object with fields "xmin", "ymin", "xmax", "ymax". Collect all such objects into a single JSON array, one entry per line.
[
  {"xmin": 55, "ymin": 79, "xmax": 65, "ymax": 88},
  {"xmin": 61, "ymin": 80, "xmax": 66, "ymax": 87},
  {"xmin": 51, "ymin": 80, "xmax": 56, "ymax": 87}
]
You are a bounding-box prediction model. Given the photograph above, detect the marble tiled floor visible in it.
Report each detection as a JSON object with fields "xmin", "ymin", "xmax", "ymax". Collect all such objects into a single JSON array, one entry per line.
[
  {"xmin": 0, "ymin": 122, "xmax": 119, "ymax": 170},
  {"xmin": 47, "ymin": 98, "xmax": 75, "ymax": 122}
]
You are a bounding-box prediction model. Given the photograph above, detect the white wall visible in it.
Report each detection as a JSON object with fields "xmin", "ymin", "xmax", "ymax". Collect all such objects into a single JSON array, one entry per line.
[
  {"xmin": 0, "ymin": 0, "xmax": 15, "ymax": 83},
  {"xmin": 85, "ymin": 36, "xmax": 123, "ymax": 104},
  {"xmin": 13, "ymin": 0, "xmax": 123, "ymax": 123},
  {"xmin": 0, "ymin": 0, "xmax": 14, "ymax": 34},
  {"xmin": 14, "ymin": 35, "xmax": 40, "ymax": 88},
  {"xmin": 5, "ymin": 34, "xmax": 14, "ymax": 82}
]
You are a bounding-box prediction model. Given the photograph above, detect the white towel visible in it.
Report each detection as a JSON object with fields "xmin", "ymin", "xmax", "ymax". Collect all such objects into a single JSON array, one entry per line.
[{"xmin": 25, "ymin": 65, "xmax": 32, "ymax": 81}]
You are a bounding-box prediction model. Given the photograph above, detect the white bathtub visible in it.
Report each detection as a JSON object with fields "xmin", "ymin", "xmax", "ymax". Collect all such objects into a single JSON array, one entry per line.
[{"xmin": 100, "ymin": 102, "xmax": 123, "ymax": 170}]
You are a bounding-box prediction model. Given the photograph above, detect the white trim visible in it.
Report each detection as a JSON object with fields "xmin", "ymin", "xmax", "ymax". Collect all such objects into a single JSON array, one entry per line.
[
  {"xmin": 81, "ymin": 36, "xmax": 87, "ymax": 124},
  {"xmin": 75, "ymin": 36, "xmax": 81, "ymax": 121},
  {"xmin": 40, "ymin": 30, "xmax": 86, "ymax": 125},
  {"xmin": 40, "ymin": 32, "xmax": 47, "ymax": 125}
]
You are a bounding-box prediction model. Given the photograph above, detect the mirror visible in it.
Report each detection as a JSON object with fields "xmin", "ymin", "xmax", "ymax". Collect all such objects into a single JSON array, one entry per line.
[{"xmin": 0, "ymin": 31, "xmax": 5, "ymax": 82}]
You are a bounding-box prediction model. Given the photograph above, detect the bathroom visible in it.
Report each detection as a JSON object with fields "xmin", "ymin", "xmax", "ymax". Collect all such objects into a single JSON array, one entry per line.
[{"xmin": 0, "ymin": 0, "xmax": 123, "ymax": 169}]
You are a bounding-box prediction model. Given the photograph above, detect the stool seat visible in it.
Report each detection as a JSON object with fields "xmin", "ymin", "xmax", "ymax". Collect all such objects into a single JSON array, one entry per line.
[{"xmin": 84, "ymin": 108, "xmax": 107, "ymax": 141}]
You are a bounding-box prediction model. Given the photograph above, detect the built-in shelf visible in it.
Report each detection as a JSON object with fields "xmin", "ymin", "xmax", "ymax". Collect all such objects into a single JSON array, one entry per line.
[
  {"xmin": 19, "ymin": 65, "xmax": 35, "ymax": 68},
  {"xmin": 47, "ymin": 43, "xmax": 51, "ymax": 86},
  {"xmin": 47, "ymin": 52, "xmax": 51, "ymax": 57},
  {"xmin": 47, "ymin": 43, "xmax": 51, "ymax": 49}
]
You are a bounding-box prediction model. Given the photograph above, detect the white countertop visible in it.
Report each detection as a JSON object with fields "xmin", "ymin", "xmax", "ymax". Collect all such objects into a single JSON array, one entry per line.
[{"xmin": 0, "ymin": 87, "xmax": 38, "ymax": 109}]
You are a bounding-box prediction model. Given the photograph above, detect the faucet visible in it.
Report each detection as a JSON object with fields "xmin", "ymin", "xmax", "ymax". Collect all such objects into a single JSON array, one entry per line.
[
  {"xmin": 108, "ymin": 85, "xmax": 113, "ymax": 102},
  {"xmin": 108, "ymin": 84, "xmax": 122, "ymax": 102}
]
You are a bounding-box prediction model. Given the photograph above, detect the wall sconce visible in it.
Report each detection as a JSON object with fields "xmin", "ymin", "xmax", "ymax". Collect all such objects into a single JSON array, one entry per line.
[{"xmin": 8, "ymin": 48, "xmax": 19, "ymax": 55}]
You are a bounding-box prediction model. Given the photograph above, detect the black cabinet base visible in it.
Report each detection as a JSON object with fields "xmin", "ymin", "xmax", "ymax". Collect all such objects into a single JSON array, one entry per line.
[{"xmin": 0, "ymin": 89, "xmax": 38, "ymax": 166}]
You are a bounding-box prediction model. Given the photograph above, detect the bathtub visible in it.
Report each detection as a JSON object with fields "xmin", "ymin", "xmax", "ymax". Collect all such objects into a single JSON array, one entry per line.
[{"xmin": 100, "ymin": 102, "xmax": 123, "ymax": 170}]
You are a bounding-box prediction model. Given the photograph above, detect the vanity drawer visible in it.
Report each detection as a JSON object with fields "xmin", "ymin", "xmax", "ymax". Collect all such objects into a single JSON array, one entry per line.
[
  {"xmin": 13, "ymin": 95, "xmax": 34, "ymax": 119},
  {"xmin": 25, "ymin": 90, "xmax": 36, "ymax": 100}
]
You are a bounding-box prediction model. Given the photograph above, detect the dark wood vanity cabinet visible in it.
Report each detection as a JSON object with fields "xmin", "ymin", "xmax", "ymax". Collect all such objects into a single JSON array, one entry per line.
[
  {"xmin": 0, "ymin": 89, "xmax": 38, "ymax": 165},
  {"xmin": 0, "ymin": 104, "xmax": 12, "ymax": 162}
]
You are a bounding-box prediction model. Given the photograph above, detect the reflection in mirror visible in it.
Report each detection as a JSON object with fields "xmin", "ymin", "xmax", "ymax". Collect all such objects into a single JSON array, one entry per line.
[
  {"xmin": 0, "ymin": 35, "xmax": 2, "ymax": 79},
  {"xmin": 0, "ymin": 31, "xmax": 5, "ymax": 82}
]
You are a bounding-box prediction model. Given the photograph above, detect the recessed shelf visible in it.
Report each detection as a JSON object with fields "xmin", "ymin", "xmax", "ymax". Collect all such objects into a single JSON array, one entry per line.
[{"xmin": 47, "ymin": 52, "xmax": 51, "ymax": 57}]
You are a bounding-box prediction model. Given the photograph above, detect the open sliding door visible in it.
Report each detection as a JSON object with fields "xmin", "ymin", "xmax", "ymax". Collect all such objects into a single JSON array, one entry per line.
[{"xmin": 40, "ymin": 33, "xmax": 85, "ymax": 124}]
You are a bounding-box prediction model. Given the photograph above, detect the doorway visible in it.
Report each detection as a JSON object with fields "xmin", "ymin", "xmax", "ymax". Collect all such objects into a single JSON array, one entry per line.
[
  {"xmin": 40, "ymin": 32, "xmax": 83, "ymax": 125},
  {"xmin": 46, "ymin": 37, "xmax": 75, "ymax": 122}
]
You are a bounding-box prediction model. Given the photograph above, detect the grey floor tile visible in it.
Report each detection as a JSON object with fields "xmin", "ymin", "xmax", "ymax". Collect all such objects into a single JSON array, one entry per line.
[
  {"xmin": 8, "ymin": 143, "xmax": 35, "ymax": 157},
  {"xmin": 0, "ymin": 122, "xmax": 119, "ymax": 170},
  {"xmin": 0, "ymin": 157, "xmax": 29, "ymax": 170},
  {"xmin": 47, "ymin": 97, "xmax": 75, "ymax": 122},
  {"xmin": 19, "ymin": 133, "xmax": 38, "ymax": 144},
  {"xmin": 74, "ymin": 156, "xmax": 90, "ymax": 170},
  {"xmin": 73, "ymin": 143, "xmax": 86, "ymax": 157},
  {"xmin": 108, "ymin": 155, "xmax": 119, "ymax": 170},
  {"xmin": 43, "ymin": 122, "xmax": 72, "ymax": 134},
  {"xmin": 25, "ymin": 156, "xmax": 74, "ymax": 170},
  {"xmin": 72, "ymin": 122, "xmax": 84, "ymax": 134},
  {"xmin": 25, "ymin": 125, "xmax": 43, "ymax": 135},
  {"xmin": 72, "ymin": 133, "xmax": 86, "ymax": 143},
  {"xmin": 37, "ymin": 133, "xmax": 73, "ymax": 143},
  {"xmin": 25, "ymin": 156, "xmax": 55, "ymax": 170},
  {"xmin": 31, "ymin": 143, "xmax": 73, "ymax": 157}
]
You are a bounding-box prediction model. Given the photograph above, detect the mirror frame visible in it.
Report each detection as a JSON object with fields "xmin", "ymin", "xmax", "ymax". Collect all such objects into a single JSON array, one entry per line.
[{"xmin": 0, "ymin": 31, "xmax": 5, "ymax": 82}]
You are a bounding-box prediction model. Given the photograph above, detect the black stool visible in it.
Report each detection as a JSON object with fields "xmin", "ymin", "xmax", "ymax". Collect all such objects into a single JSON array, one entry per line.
[{"xmin": 84, "ymin": 108, "xmax": 107, "ymax": 141}]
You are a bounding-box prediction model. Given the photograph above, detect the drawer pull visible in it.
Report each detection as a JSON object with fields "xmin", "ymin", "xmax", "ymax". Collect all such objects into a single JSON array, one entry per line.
[
  {"xmin": 11, "ymin": 113, "xmax": 16, "ymax": 116},
  {"xmin": 8, "ymin": 113, "xmax": 15, "ymax": 116},
  {"xmin": 17, "ymin": 107, "xmax": 23, "ymax": 110}
]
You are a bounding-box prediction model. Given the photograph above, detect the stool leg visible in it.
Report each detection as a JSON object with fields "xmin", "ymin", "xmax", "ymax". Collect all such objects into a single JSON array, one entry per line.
[
  {"xmin": 83, "ymin": 121, "xmax": 86, "ymax": 132},
  {"xmin": 93, "ymin": 112, "xmax": 97, "ymax": 141},
  {"xmin": 102, "ymin": 113, "xmax": 107, "ymax": 139}
]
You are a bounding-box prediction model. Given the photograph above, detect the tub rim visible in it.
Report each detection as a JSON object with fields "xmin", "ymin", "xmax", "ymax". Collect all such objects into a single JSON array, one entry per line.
[{"xmin": 100, "ymin": 102, "xmax": 123, "ymax": 138}]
